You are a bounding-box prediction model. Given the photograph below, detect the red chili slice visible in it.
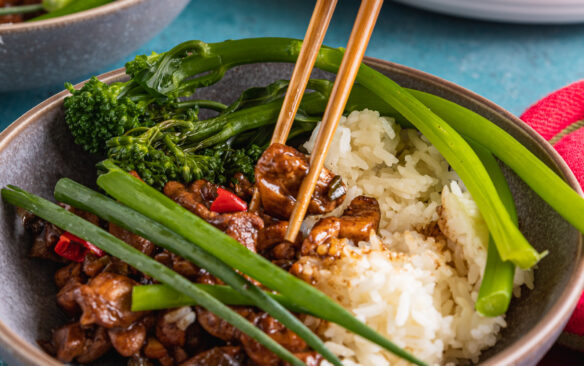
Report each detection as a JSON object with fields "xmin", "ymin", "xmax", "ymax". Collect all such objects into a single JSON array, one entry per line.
[
  {"xmin": 62, "ymin": 232, "xmax": 105, "ymax": 257},
  {"xmin": 210, "ymin": 188, "xmax": 248, "ymax": 213},
  {"xmin": 54, "ymin": 234, "xmax": 86, "ymax": 262}
]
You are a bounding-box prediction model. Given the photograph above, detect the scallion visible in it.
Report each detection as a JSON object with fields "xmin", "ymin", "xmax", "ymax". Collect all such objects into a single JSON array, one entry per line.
[
  {"xmin": 471, "ymin": 142, "xmax": 517, "ymax": 317},
  {"xmin": 1, "ymin": 185, "xmax": 306, "ymax": 366},
  {"xmin": 54, "ymin": 178, "xmax": 342, "ymax": 366},
  {"xmin": 132, "ymin": 284, "xmax": 308, "ymax": 314},
  {"xmin": 96, "ymin": 160, "xmax": 428, "ymax": 366}
]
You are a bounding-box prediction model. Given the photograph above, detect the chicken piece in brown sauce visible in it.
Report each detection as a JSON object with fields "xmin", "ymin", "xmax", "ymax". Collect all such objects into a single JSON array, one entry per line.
[
  {"xmin": 195, "ymin": 306, "xmax": 256, "ymax": 342},
  {"xmin": 109, "ymin": 222, "xmax": 156, "ymax": 256},
  {"xmin": 301, "ymin": 196, "xmax": 381, "ymax": 258},
  {"xmin": 179, "ymin": 346, "xmax": 247, "ymax": 366},
  {"xmin": 230, "ymin": 172, "xmax": 254, "ymax": 201},
  {"xmin": 74, "ymin": 272, "xmax": 147, "ymax": 328},
  {"xmin": 239, "ymin": 312, "xmax": 310, "ymax": 366},
  {"xmin": 164, "ymin": 180, "xmax": 263, "ymax": 252},
  {"xmin": 49, "ymin": 323, "xmax": 111, "ymax": 363},
  {"xmin": 255, "ymin": 143, "xmax": 346, "ymax": 219},
  {"xmin": 24, "ymin": 213, "xmax": 64, "ymax": 262},
  {"xmin": 257, "ymin": 221, "xmax": 303, "ymax": 269},
  {"xmin": 108, "ymin": 321, "xmax": 148, "ymax": 357},
  {"xmin": 21, "ymin": 204, "xmax": 101, "ymax": 262}
]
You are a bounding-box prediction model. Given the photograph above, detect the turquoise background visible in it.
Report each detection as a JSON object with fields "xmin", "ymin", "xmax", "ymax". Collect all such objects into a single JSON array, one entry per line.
[
  {"xmin": 1, "ymin": 0, "xmax": 584, "ymax": 364},
  {"xmin": 1, "ymin": 0, "xmax": 584, "ymax": 129}
]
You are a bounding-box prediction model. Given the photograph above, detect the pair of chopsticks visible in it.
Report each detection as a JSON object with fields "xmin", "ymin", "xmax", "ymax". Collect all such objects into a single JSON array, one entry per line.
[{"xmin": 251, "ymin": 0, "xmax": 383, "ymax": 242}]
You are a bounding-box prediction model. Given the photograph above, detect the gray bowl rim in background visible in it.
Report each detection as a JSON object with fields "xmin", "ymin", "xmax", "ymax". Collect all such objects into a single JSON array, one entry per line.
[
  {"xmin": 0, "ymin": 0, "xmax": 190, "ymax": 92},
  {"xmin": 0, "ymin": 0, "xmax": 144, "ymax": 33},
  {"xmin": 0, "ymin": 59, "xmax": 583, "ymax": 366}
]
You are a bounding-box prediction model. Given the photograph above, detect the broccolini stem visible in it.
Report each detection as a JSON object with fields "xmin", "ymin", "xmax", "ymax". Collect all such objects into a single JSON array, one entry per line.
[
  {"xmin": 177, "ymin": 99, "xmax": 228, "ymax": 112},
  {"xmin": 133, "ymin": 37, "xmax": 545, "ymax": 268}
]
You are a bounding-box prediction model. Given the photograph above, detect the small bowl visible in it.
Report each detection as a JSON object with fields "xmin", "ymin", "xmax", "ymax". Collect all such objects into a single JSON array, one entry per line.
[
  {"xmin": 0, "ymin": 60, "xmax": 583, "ymax": 365},
  {"xmin": 0, "ymin": 0, "xmax": 190, "ymax": 92}
]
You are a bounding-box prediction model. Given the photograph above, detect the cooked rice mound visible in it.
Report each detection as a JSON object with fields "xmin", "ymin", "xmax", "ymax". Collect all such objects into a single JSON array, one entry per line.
[{"xmin": 301, "ymin": 110, "xmax": 533, "ymax": 366}]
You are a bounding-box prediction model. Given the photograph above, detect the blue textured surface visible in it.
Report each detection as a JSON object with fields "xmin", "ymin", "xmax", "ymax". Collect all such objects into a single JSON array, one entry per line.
[{"xmin": 1, "ymin": 0, "xmax": 584, "ymax": 364}]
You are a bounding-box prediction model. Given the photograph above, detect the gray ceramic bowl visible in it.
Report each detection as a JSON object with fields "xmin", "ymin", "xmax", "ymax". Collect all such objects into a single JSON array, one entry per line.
[
  {"xmin": 0, "ymin": 0, "xmax": 190, "ymax": 92},
  {"xmin": 0, "ymin": 60, "xmax": 583, "ymax": 365}
]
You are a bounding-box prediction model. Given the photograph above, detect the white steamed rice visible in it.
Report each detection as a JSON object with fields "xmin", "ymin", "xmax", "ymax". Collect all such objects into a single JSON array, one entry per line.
[{"xmin": 298, "ymin": 110, "xmax": 533, "ymax": 365}]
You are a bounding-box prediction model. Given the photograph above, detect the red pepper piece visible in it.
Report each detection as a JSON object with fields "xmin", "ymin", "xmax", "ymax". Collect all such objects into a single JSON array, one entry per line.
[
  {"xmin": 210, "ymin": 188, "xmax": 248, "ymax": 213},
  {"xmin": 54, "ymin": 235, "xmax": 86, "ymax": 262},
  {"xmin": 62, "ymin": 232, "xmax": 105, "ymax": 257}
]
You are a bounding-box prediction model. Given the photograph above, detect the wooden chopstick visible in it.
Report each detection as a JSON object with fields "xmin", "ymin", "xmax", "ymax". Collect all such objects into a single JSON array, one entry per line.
[
  {"xmin": 248, "ymin": 0, "xmax": 338, "ymax": 212},
  {"xmin": 285, "ymin": 0, "xmax": 384, "ymax": 243},
  {"xmin": 271, "ymin": 0, "xmax": 338, "ymax": 144}
]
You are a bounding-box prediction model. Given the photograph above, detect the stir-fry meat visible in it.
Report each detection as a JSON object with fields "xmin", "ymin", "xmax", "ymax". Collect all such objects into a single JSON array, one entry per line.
[
  {"xmin": 22, "ymin": 205, "xmax": 101, "ymax": 262},
  {"xmin": 231, "ymin": 173, "xmax": 254, "ymax": 201},
  {"xmin": 255, "ymin": 144, "xmax": 346, "ymax": 219},
  {"xmin": 189, "ymin": 179, "xmax": 218, "ymax": 207},
  {"xmin": 144, "ymin": 337, "xmax": 169, "ymax": 359},
  {"xmin": 156, "ymin": 308, "xmax": 196, "ymax": 348},
  {"xmin": 75, "ymin": 326, "xmax": 112, "ymax": 363},
  {"xmin": 50, "ymin": 323, "xmax": 111, "ymax": 363},
  {"xmin": 195, "ymin": 268, "xmax": 224, "ymax": 285},
  {"xmin": 51, "ymin": 323, "xmax": 86, "ymax": 362},
  {"xmin": 258, "ymin": 221, "xmax": 301, "ymax": 253},
  {"xmin": 195, "ymin": 306, "xmax": 256, "ymax": 342},
  {"xmin": 108, "ymin": 321, "xmax": 147, "ymax": 357},
  {"xmin": 109, "ymin": 223, "xmax": 156, "ymax": 256},
  {"xmin": 240, "ymin": 313, "xmax": 308, "ymax": 366},
  {"xmin": 24, "ymin": 169, "xmax": 348, "ymax": 365},
  {"xmin": 20, "ymin": 208, "xmax": 45, "ymax": 235},
  {"xmin": 164, "ymin": 181, "xmax": 263, "ymax": 252},
  {"xmin": 128, "ymin": 355, "xmax": 156, "ymax": 366},
  {"xmin": 82, "ymin": 253, "xmax": 111, "ymax": 278},
  {"xmin": 28, "ymin": 220, "xmax": 64, "ymax": 262},
  {"xmin": 57, "ymin": 280, "xmax": 82, "ymax": 316},
  {"xmin": 174, "ymin": 347, "xmax": 190, "ymax": 364},
  {"xmin": 301, "ymin": 196, "xmax": 381, "ymax": 258},
  {"xmin": 179, "ymin": 346, "xmax": 247, "ymax": 366},
  {"xmin": 154, "ymin": 250, "xmax": 200, "ymax": 281},
  {"xmin": 171, "ymin": 255, "xmax": 200, "ymax": 281},
  {"xmin": 74, "ymin": 272, "xmax": 147, "ymax": 328},
  {"xmin": 54, "ymin": 262, "xmax": 83, "ymax": 288}
]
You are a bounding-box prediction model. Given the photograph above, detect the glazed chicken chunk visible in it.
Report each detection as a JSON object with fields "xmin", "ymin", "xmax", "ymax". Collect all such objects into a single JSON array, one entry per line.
[
  {"xmin": 301, "ymin": 195, "xmax": 381, "ymax": 258},
  {"xmin": 164, "ymin": 180, "xmax": 263, "ymax": 252},
  {"xmin": 255, "ymin": 143, "xmax": 346, "ymax": 219}
]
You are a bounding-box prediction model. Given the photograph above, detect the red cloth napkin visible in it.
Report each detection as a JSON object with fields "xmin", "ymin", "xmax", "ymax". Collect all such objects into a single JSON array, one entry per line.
[{"xmin": 520, "ymin": 80, "xmax": 584, "ymax": 337}]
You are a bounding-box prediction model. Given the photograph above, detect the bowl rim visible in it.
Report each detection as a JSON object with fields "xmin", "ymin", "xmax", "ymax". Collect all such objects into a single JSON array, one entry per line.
[
  {"xmin": 0, "ymin": 0, "xmax": 145, "ymax": 33},
  {"xmin": 0, "ymin": 59, "xmax": 583, "ymax": 366}
]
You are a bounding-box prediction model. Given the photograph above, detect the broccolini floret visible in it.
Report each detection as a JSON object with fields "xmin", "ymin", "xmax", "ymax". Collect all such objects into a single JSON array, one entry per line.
[
  {"xmin": 64, "ymin": 77, "xmax": 207, "ymax": 155},
  {"xmin": 64, "ymin": 78, "xmax": 151, "ymax": 154},
  {"xmin": 107, "ymin": 133, "xmax": 262, "ymax": 190}
]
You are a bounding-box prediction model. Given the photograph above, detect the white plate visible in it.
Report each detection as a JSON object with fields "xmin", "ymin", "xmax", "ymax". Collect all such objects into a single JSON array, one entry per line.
[{"xmin": 395, "ymin": 0, "xmax": 584, "ymax": 23}]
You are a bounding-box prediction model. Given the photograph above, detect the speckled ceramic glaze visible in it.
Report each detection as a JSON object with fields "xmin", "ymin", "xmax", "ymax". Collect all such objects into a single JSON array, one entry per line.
[
  {"xmin": 0, "ymin": 0, "xmax": 190, "ymax": 92},
  {"xmin": 0, "ymin": 61, "xmax": 583, "ymax": 366}
]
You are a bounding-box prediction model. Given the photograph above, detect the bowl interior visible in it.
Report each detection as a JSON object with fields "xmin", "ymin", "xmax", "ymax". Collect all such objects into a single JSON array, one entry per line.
[{"xmin": 0, "ymin": 62, "xmax": 581, "ymax": 365}]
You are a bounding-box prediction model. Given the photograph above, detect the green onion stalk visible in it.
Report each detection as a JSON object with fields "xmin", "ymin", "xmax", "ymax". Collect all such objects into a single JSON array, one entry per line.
[
  {"xmin": 54, "ymin": 178, "xmax": 342, "ymax": 366},
  {"xmin": 470, "ymin": 142, "xmax": 517, "ymax": 317},
  {"xmin": 0, "ymin": 186, "xmax": 306, "ymax": 366},
  {"xmin": 127, "ymin": 37, "xmax": 557, "ymax": 269},
  {"xmin": 131, "ymin": 283, "xmax": 308, "ymax": 314},
  {"xmin": 96, "ymin": 161, "xmax": 428, "ymax": 366}
]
